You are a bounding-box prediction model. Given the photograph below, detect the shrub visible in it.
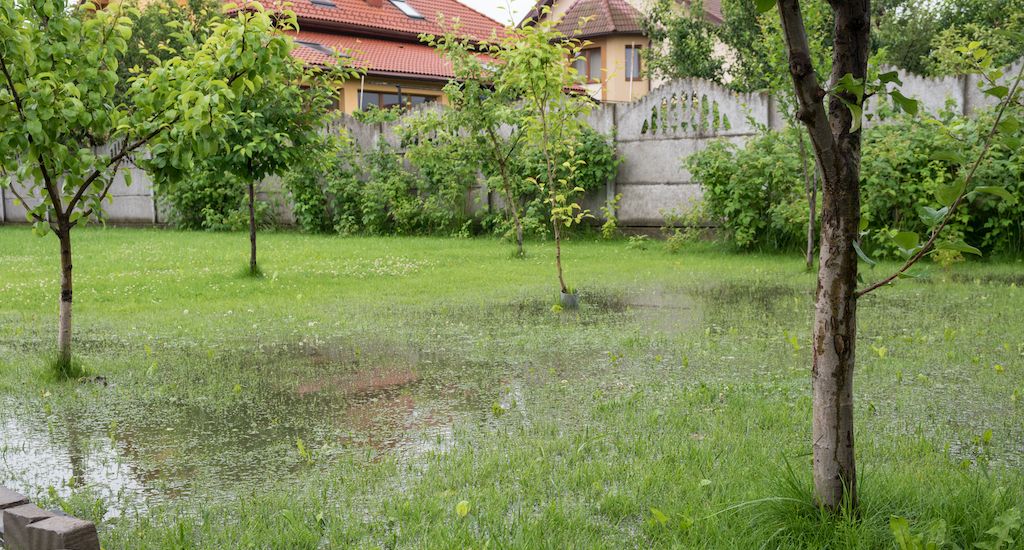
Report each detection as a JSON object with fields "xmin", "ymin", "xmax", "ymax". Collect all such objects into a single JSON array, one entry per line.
[
  {"xmin": 162, "ymin": 172, "xmax": 275, "ymax": 231},
  {"xmin": 281, "ymin": 134, "xmax": 362, "ymax": 234},
  {"xmin": 686, "ymin": 105, "xmax": 1024, "ymax": 257},
  {"xmin": 685, "ymin": 128, "xmax": 812, "ymax": 251},
  {"xmin": 511, "ymin": 126, "xmax": 621, "ymax": 236}
]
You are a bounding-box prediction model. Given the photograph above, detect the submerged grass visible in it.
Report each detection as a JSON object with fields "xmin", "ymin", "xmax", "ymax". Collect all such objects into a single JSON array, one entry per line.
[{"xmin": 0, "ymin": 226, "xmax": 1022, "ymax": 548}]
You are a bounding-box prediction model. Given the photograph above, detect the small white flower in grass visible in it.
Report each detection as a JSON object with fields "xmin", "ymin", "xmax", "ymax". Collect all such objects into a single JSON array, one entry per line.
[{"xmin": 183, "ymin": 309, "xmax": 189, "ymax": 315}]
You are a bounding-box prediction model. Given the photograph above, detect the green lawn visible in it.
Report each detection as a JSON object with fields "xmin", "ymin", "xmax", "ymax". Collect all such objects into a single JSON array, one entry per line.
[{"xmin": 1, "ymin": 226, "xmax": 1022, "ymax": 548}]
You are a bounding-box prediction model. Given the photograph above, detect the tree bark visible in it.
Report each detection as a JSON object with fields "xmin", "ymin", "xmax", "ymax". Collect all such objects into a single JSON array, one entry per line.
[
  {"xmin": 497, "ymin": 162, "xmax": 525, "ymax": 257},
  {"xmin": 248, "ymin": 180, "xmax": 257, "ymax": 276},
  {"xmin": 798, "ymin": 129, "xmax": 817, "ymax": 271},
  {"xmin": 57, "ymin": 224, "xmax": 73, "ymax": 365},
  {"xmin": 777, "ymin": 0, "xmax": 870, "ymax": 510},
  {"xmin": 552, "ymin": 216, "xmax": 566, "ymax": 293}
]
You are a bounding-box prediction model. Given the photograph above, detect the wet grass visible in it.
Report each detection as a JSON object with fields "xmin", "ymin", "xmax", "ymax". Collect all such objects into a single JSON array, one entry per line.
[{"xmin": 0, "ymin": 226, "xmax": 1022, "ymax": 548}]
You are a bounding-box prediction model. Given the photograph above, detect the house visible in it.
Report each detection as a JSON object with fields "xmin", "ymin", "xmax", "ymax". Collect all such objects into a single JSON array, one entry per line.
[
  {"xmin": 276, "ymin": 0, "xmax": 507, "ymax": 113},
  {"xmin": 521, "ymin": 0, "xmax": 722, "ymax": 103}
]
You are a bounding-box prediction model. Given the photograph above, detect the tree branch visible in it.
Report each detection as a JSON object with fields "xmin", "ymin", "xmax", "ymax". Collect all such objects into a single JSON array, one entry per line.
[
  {"xmin": 776, "ymin": 0, "xmax": 839, "ymax": 184},
  {"xmin": 4, "ymin": 181, "xmax": 46, "ymax": 223},
  {"xmin": 66, "ymin": 112, "xmax": 180, "ymax": 215},
  {"xmin": 0, "ymin": 53, "xmax": 64, "ymax": 217},
  {"xmin": 857, "ymin": 62, "xmax": 1024, "ymax": 298}
]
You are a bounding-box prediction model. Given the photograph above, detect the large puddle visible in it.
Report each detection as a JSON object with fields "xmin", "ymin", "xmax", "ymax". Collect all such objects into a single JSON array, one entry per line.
[
  {"xmin": 10, "ymin": 280, "xmax": 1014, "ymax": 521},
  {"xmin": 0, "ymin": 286, "xmax": 698, "ymax": 517}
]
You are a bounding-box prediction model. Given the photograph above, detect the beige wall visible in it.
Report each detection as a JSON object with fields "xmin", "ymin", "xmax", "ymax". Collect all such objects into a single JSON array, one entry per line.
[
  {"xmin": 338, "ymin": 78, "xmax": 446, "ymax": 114},
  {"xmin": 575, "ymin": 34, "xmax": 652, "ymax": 103}
]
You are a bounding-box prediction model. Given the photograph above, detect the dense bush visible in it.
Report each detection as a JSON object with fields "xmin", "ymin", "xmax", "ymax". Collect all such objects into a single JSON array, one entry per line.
[
  {"xmin": 686, "ymin": 106, "xmax": 1024, "ymax": 257},
  {"xmin": 282, "ymin": 131, "xmax": 477, "ymax": 235},
  {"xmin": 162, "ymin": 172, "xmax": 275, "ymax": 231},
  {"xmin": 171, "ymin": 116, "xmax": 619, "ymax": 237},
  {"xmin": 503, "ymin": 126, "xmax": 621, "ymax": 236}
]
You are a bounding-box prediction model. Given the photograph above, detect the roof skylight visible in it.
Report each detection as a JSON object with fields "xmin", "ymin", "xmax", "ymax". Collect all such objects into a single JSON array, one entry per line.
[
  {"xmin": 296, "ymin": 40, "xmax": 335, "ymax": 56},
  {"xmin": 389, "ymin": 0, "xmax": 424, "ymax": 19},
  {"xmin": 310, "ymin": 0, "xmax": 336, "ymax": 7}
]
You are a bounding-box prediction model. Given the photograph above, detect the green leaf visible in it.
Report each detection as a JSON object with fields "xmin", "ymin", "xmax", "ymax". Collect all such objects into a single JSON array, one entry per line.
[
  {"xmin": 937, "ymin": 239, "xmax": 982, "ymax": 256},
  {"xmin": 996, "ymin": 115, "xmax": 1019, "ymax": 134},
  {"xmin": 836, "ymin": 74, "xmax": 865, "ymax": 103},
  {"xmin": 983, "ymin": 86, "xmax": 1009, "ymax": 99},
  {"xmin": 935, "ymin": 179, "xmax": 966, "ymax": 207},
  {"xmin": 650, "ymin": 507, "xmax": 669, "ymax": 527},
  {"xmin": 890, "ymin": 90, "xmax": 919, "ymax": 115},
  {"xmin": 974, "ymin": 186, "xmax": 1017, "ymax": 203},
  {"xmin": 930, "ymin": 149, "xmax": 964, "ymax": 164},
  {"xmin": 877, "ymin": 71, "xmax": 902, "ymax": 86},
  {"xmin": 852, "ymin": 240, "xmax": 876, "ymax": 266},
  {"xmin": 892, "ymin": 231, "xmax": 919, "ymax": 251},
  {"xmin": 916, "ymin": 205, "xmax": 949, "ymax": 226},
  {"xmin": 755, "ymin": 0, "xmax": 776, "ymax": 13},
  {"xmin": 1000, "ymin": 134, "xmax": 1022, "ymax": 150},
  {"xmin": 844, "ymin": 101, "xmax": 863, "ymax": 132}
]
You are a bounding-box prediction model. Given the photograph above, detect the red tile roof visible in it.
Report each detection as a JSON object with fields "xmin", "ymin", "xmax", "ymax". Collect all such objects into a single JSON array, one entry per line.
[
  {"xmin": 523, "ymin": 0, "xmax": 722, "ymax": 27},
  {"xmin": 290, "ymin": 30, "xmax": 457, "ymax": 79},
  {"xmin": 257, "ymin": 0, "xmax": 504, "ymax": 42},
  {"xmin": 556, "ymin": 0, "xmax": 643, "ymax": 38}
]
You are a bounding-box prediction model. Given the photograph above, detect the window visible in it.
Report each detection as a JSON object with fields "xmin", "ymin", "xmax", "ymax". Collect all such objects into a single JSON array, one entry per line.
[
  {"xmin": 295, "ymin": 40, "xmax": 334, "ymax": 56},
  {"xmin": 573, "ymin": 48, "xmax": 602, "ymax": 83},
  {"xmin": 359, "ymin": 91, "xmax": 436, "ymax": 111},
  {"xmin": 625, "ymin": 45, "xmax": 642, "ymax": 81},
  {"xmin": 310, "ymin": 0, "xmax": 336, "ymax": 7},
  {"xmin": 388, "ymin": 0, "xmax": 424, "ymax": 19}
]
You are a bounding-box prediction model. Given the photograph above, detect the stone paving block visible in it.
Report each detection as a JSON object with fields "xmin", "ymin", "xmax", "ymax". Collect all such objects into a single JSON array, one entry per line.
[
  {"xmin": 0, "ymin": 486, "xmax": 30, "ymax": 538},
  {"xmin": 26, "ymin": 515, "xmax": 101, "ymax": 550},
  {"xmin": 3, "ymin": 503, "xmax": 54, "ymax": 550},
  {"xmin": 0, "ymin": 487, "xmax": 29, "ymax": 510}
]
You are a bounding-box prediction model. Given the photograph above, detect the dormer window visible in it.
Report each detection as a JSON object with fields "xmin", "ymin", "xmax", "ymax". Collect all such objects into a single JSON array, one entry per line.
[
  {"xmin": 389, "ymin": 0, "xmax": 424, "ymax": 19},
  {"xmin": 296, "ymin": 40, "xmax": 336, "ymax": 56}
]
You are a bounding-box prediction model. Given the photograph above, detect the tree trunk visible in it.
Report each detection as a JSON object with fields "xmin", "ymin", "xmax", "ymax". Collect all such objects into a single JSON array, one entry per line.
[
  {"xmin": 57, "ymin": 225, "xmax": 73, "ymax": 364},
  {"xmin": 811, "ymin": 170, "xmax": 859, "ymax": 509},
  {"xmin": 489, "ymin": 129, "xmax": 525, "ymax": 258},
  {"xmin": 552, "ymin": 211, "xmax": 567, "ymax": 294},
  {"xmin": 797, "ymin": 130, "xmax": 816, "ymax": 270},
  {"xmin": 248, "ymin": 180, "xmax": 257, "ymax": 276},
  {"xmin": 497, "ymin": 162, "xmax": 525, "ymax": 257},
  {"xmin": 777, "ymin": 0, "xmax": 870, "ymax": 510}
]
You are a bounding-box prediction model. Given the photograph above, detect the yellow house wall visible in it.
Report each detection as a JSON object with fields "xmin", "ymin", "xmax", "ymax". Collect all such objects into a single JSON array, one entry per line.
[
  {"xmin": 577, "ymin": 34, "xmax": 652, "ymax": 104},
  {"xmin": 601, "ymin": 34, "xmax": 651, "ymax": 103},
  {"xmin": 339, "ymin": 78, "xmax": 447, "ymax": 114}
]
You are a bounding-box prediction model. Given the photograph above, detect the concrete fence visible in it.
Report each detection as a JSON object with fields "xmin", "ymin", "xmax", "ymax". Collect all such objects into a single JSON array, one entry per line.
[
  {"xmin": 2, "ymin": 58, "xmax": 1019, "ymax": 229},
  {"xmin": 0, "ymin": 486, "xmax": 100, "ymax": 550}
]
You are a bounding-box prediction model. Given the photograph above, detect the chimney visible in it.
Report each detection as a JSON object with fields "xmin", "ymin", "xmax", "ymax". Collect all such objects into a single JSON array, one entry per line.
[{"xmin": 366, "ymin": 0, "xmax": 383, "ymax": 7}]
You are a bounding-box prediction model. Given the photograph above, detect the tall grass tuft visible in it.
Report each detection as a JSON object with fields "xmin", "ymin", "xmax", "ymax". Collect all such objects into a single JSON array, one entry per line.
[{"xmin": 46, "ymin": 353, "xmax": 87, "ymax": 381}]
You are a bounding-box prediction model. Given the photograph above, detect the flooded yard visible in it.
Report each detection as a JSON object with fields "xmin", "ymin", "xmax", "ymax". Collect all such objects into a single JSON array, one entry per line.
[{"xmin": 0, "ymin": 229, "xmax": 1022, "ymax": 548}]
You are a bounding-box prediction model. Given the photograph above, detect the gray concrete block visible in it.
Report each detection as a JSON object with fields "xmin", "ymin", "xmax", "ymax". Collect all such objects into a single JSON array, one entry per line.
[
  {"xmin": 0, "ymin": 486, "xmax": 29, "ymax": 509},
  {"xmin": 0, "ymin": 486, "xmax": 30, "ymax": 538},
  {"xmin": 3, "ymin": 503, "xmax": 54, "ymax": 550},
  {"xmin": 25, "ymin": 515, "xmax": 100, "ymax": 550}
]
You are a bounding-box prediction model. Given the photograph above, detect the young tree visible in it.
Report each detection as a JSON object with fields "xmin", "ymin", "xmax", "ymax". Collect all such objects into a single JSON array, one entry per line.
[
  {"xmin": 0, "ymin": 0, "xmax": 306, "ymax": 367},
  {"xmin": 765, "ymin": 0, "xmax": 1023, "ymax": 510},
  {"xmin": 149, "ymin": 50, "xmax": 354, "ymax": 275},
  {"xmin": 116, "ymin": 0, "xmax": 220, "ymax": 101},
  {"xmin": 497, "ymin": 12, "xmax": 592, "ymax": 298},
  {"xmin": 424, "ymin": 31, "xmax": 529, "ymax": 256}
]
